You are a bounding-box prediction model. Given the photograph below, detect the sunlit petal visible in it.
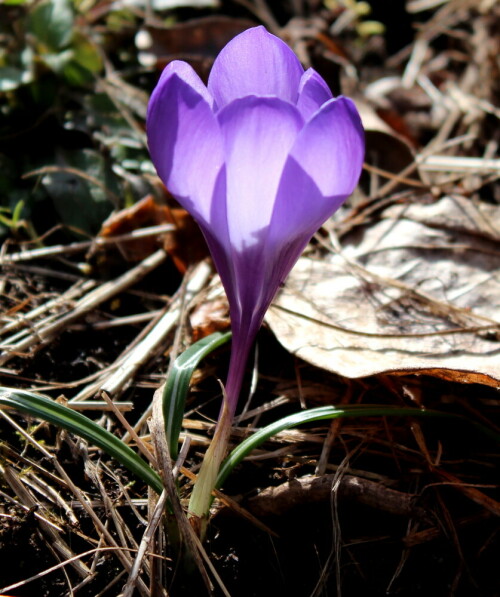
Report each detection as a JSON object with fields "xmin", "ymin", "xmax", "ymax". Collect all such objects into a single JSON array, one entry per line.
[
  {"xmin": 217, "ymin": 96, "xmax": 303, "ymax": 252},
  {"xmin": 147, "ymin": 62, "xmax": 223, "ymax": 226},
  {"xmin": 208, "ymin": 26, "xmax": 304, "ymax": 109},
  {"xmin": 296, "ymin": 68, "xmax": 333, "ymax": 121}
]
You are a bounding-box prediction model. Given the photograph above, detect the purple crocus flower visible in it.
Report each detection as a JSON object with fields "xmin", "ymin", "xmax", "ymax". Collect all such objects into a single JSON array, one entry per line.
[{"xmin": 147, "ymin": 26, "xmax": 364, "ymax": 522}]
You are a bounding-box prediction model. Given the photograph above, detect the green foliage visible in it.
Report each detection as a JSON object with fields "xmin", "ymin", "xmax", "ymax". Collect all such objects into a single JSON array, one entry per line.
[
  {"xmin": 163, "ymin": 332, "xmax": 232, "ymax": 460},
  {"xmin": 0, "ymin": 67, "xmax": 28, "ymax": 92},
  {"xmin": 64, "ymin": 32, "xmax": 103, "ymax": 85},
  {"xmin": 23, "ymin": 0, "xmax": 103, "ymax": 84},
  {"xmin": 0, "ymin": 387, "xmax": 163, "ymax": 494},
  {"xmin": 0, "ymin": 200, "xmax": 25, "ymax": 230},
  {"xmin": 27, "ymin": 0, "xmax": 75, "ymax": 52},
  {"xmin": 2, "ymin": 337, "xmax": 499, "ymax": 530},
  {"xmin": 0, "ymin": 0, "xmax": 151, "ymax": 239},
  {"xmin": 217, "ymin": 405, "xmax": 500, "ymax": 490},
  {"xmin": 41, "ymin": 149, "xmax": 118, "ymax": 236}
]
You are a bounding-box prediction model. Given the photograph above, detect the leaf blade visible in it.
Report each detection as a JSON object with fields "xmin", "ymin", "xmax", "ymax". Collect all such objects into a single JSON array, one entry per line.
[
  {"xmin": 163, "ymin": 331, "xmax": 232, "ymax": 459},
  {"xmin": 0, "ymin": 387, "xmax": 163, "ymax": 494},
  {"xmin": 216, "ymin": 405, "xmax": 500, "ymax": 489}
]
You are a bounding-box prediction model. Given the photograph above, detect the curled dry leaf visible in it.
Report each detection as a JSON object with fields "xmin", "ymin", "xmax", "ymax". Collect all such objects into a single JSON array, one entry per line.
[
  {"xmin": 97, "ymin": 195, "xmax": 208, "ymax": 271},
  {"xmin": 356, "ymin": 100, "xmax": 420, "ymax": 193},
  {"xmin": 190, "ymin": 292, "xmax": 230, "ymax": 341},
  {"xmin": 138, "ymin": 16, "xmax": 255, "ymax": 75},
  {"xmin": 247, "ymin": 474, "xmax": 423, "ymax": 519},
  {"xmin": 266, "ymin": 195, "xmax": 500, "ymax": 387}
]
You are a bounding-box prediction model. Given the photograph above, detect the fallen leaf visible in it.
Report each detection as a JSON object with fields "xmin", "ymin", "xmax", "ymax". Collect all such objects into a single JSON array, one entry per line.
[
  {"xmin": 122, "ymin": 0, "xmax": 218, "ymax": 9},
  {"xmin": 266, "ymin": 195, "xmax": 500, "ymax": 387},
  {"xmin": 138, "ymin": 16, "xmax": 255, "ymax": 78},
  {"xmin": 97, "ymin": 195, "xmax": 208, "ymax": 270},
  {"xmin": 190, "ymin": 295, "xmax": 230, "ymax": 341},
  {"xmin": 357, "ymin": 100, "xmax": 421, "ymax": 193},
  {"xmin": 162, "ymin": 207, "xmax": 209, "ymax": 273}
]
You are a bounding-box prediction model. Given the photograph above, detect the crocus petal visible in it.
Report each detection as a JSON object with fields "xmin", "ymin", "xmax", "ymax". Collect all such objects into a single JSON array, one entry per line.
[
  {"xmin": 208, "ymin": 26, "xmax": 304, "ymax": 109},
  {"xmin": 217, "ymin": 96, "xmax": 304, "ymax": 253},
  {"xmin": 268, "ymin": 96, "xmax": 364, "ymax": 245},
  {"xmin": 147, "ymin": 61, "xmax": 224, "ymax": 226},
  {"xmin": 289, "ymin": 96, "xmax": 365, "ymax": 198},
  {"xmin": 296, "ymin": 68, "xmax": 333, "ymax": 121},
  {"xmin": 154, "ymin": 60, "xmax": 214, "ymax": 108},
  {"xmin": 195, "ymin": 174, "xmax": 241, "ymax": 324}
]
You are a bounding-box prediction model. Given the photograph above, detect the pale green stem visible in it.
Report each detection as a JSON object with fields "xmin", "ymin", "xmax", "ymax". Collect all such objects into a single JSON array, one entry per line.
[{"xmin": 188, "ymin": 330, "xmax": 253, "ymax": 535}]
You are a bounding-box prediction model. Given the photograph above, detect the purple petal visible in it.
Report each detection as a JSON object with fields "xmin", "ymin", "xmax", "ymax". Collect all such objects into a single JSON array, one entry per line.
[
  {"xmin": 155, "ymin": 60, "xmax": 214, "ymax": 108},
  {"xmin": 268, "ymin": 96, "xmax": 364, "ymax": 249},
  {"xmin": 217, "ymin": 96, "xmax": 304, "ymax": 253},
  {"xmin": 296, "ymin": 68, "xmax": 333, "ymax": 121},
  {"xmin": 288, "ymin": 96, "xmax": 364, "ymax": 198},
  {"xmin": 146, "ymin": 62, "xmax": 223, "ymax": 226},
  {"xmin": 208, "ymin": 26, "xmax": 304, "ymax": 110}
]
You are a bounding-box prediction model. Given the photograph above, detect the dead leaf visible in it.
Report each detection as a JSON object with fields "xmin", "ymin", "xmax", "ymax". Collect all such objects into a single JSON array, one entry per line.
[
  {"xmin": 97, "ymin": 195, "xmax": 169, "ymax": 262},
  {"xmin": 266, "ymin": 195, "xmax": 500, "ymax": 387},
  {"xmin": 138, "ymin": 17, "xmax": 255, "ymax": 78},
  {"xmin": 365, "ymin": 76, "xmax": 433, "ymax": 145},
  {"xmin": 357, "ymin": 100, "xmax": 421, "ymax": 194},
  {"xmin": 190, "ymin": 295, "xmax": 230, "ymax": 341},
  {"xmin": 97, "ymin": 195, "xmax": 208, "ymax": 271}
]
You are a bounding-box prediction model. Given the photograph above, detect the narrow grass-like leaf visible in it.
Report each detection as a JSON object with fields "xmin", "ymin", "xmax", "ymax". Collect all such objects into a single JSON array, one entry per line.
[
  {"xmin": 0, "ymin": 387, "xmax": 163, "ymax": 494},
  {"xmin": 216, "ymin": 405, "xmax": 500, "ymax": 489},
  {"xmin": 163, "ymin": 331, "xmax": 231, "ymax": 460}
]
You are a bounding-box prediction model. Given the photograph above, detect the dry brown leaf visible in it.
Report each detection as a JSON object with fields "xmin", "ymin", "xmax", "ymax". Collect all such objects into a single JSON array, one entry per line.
[
  {"xmin": 266, "ymin": 195, "xmax": 500, "ymax": 387},
  {"xmin": 139, "ymin": 17, "xmax": 255, "ymax": 78},
  {"xmin": 190, "ymin": 295, "xmax": 230, "ymax": 341},
  {"xmin": 97, "ymin": 195, "xmax": 208, "ymax": 271}
]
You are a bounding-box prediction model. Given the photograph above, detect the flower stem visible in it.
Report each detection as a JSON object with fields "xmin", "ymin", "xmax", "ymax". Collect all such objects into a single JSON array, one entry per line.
[{"xmin": 187, "ymin": 331, "xmax": 253, "ymax": 535}]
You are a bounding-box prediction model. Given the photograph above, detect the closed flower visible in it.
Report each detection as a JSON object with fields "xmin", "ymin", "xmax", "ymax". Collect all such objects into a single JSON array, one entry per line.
[{"xmin": 147, "ymin": 25, "xmax": 365, "ymax": 525}]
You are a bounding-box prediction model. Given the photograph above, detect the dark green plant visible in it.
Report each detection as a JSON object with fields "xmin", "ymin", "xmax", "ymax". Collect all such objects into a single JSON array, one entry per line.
[{"xmin": 0, "ymin": 0, "xmax": 152, "ymax": 238}]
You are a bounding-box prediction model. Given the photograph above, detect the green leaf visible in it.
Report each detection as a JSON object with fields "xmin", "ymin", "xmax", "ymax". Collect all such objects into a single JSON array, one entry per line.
[
  {"xmin": 71, "ymin": 33, "xmax": 102, "ymax": 73},
  {"xmin": 11, "ymin": 200, "xmax": 24, "ymax": 224},
  {"xmin": 0, "ymin": 67, "xmax": 28, "ymax": 92},
  {"xmin": 163, "ymin": 332, "xmax": 232, "ymax": 460},
  {"xmin": 28, "ymin": 0, "xmax": 74, "ymax": 52},
  {"xmin": 216, "ymin": 405, "xmax": 500, "ymax": 489},
  {"xmin": 41, "ymin": 149, "xmax": 117, "ymax": 235},
  {"xmin": 62, "ymin": 34, "xmax": 102, "ymax": 86},
  {"xmin": 0, "ymin": 387, "xmax": 163, "ymax": 494},
  {"xmin": 41, "ymin": 49, "xmax": 74, "ymax": 74},
  {"xmin": 62, "ymin": 60, "xmax": 92, "ymax": 86}
]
